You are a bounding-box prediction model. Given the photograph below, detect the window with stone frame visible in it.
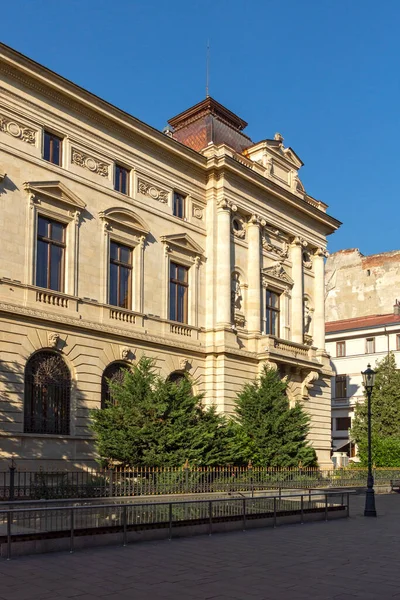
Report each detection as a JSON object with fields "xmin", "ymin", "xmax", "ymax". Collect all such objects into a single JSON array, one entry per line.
[
  {"xmin": 24, "ymin": 351, "xmax": 71, "ymax": 435},
  {"xmin": 169, "ymin": 262, "xmax": 189, "ymax": 323},
  {"xmin": 36, "ymin": 216, "xmax": 66, "ymax": 292},
  {"xmin": 109, "ymin": 241, "xmax": 133, "ymax": 309},
  {"xmin": 43, "ymin": 131, "xmax": 62, "ymax": 166},
  {"xmin": 173, "ymin": 192, "xmax": 186, "ymax": 219},
  {"xmin": 114, "ymin": 164, "xmax": 130, "ymax": 195},
  {"xmin": 265, "ymin": 289, "xmax": 280, "ymax": 336}
]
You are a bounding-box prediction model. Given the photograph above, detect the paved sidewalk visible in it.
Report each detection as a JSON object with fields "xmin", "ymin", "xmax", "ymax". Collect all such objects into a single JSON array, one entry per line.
[{"xmin": 0, "ymin": 494, "xmax": 399, "ymax": 600}]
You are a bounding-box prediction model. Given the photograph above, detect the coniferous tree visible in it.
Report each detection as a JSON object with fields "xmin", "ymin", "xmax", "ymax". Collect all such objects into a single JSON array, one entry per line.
[
  {"xmin": 231, "ymin": 365, "xmax": 317, "ymax": 467},
  {"xmin": 91, "ymin": 357, "xmax": 232, "ymax": 467},
  {"xmin": 352, "ymin": 352, "xmax": 400, "ymax": 466}
]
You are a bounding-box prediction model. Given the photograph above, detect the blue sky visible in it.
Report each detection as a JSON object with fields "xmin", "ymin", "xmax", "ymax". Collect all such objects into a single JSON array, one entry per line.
[{"xmin": 2, "ymin": 0, "xmax": 399, "ymax": 255}]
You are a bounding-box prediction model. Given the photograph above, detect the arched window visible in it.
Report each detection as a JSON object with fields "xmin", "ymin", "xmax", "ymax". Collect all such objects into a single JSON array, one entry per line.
[
  {"xmin": 101, "ymin": 362, "xmax": 127, "ymax": 408},
  {"xmin": 24, "ymin": 351, "xmax": 71, "ymax": 435}
]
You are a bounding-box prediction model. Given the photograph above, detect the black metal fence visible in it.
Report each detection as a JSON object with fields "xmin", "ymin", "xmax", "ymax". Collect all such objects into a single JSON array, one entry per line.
[
  {"xmin": 1, "ymin": 465, "xmax": 399, "ymax": 501},
  {"xmin": 0, "ymin": 490, "xmax": 351, "ymax": 559}
]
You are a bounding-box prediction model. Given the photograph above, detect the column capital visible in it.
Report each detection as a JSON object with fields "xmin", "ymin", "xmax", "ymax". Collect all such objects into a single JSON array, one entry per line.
[
  {"xmin": 314, "ymin": 247, "xmax": 329, "ymax": 258},
  {"xmin": 217, "ymin": 198, "xmax": 237, "ymax": 212},
  {"xmin": 290, "ymin": 236, "xmax": 308, "ymax": 248},
  {"xmin": 248, "ymin": 213, "xmax": 266, "ymax": 227}
]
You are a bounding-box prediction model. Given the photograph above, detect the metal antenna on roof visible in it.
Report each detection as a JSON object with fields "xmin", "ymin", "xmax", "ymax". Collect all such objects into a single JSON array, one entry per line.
[{"xmin": 206, "ymin": 40, "xmax": 210, "ymax": 98}]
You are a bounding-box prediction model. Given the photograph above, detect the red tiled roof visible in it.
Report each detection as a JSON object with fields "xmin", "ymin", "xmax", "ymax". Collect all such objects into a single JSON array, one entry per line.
[{"xmin": 326, "ymin": 313, "xmax": 400, "ymax": 333}]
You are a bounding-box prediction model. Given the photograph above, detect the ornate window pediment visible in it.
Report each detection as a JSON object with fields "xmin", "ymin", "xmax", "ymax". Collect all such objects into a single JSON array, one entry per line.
[
  {"xmin": 24, "ymin": 181, "xmax": 86, "ymax": 211},
  {"xmin": 161, "ymin": 233, "xmax": 204, "ymax": 256},
  {"xmin": 262, "ymin": 262, "xmax": 293, "ymax": 287},
  {"xmin": 99, "ymin": 207, "xmax": 149, "ymax": 236}
]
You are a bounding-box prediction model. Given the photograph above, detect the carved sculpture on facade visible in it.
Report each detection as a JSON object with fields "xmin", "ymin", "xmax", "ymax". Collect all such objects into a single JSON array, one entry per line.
[
  {"xmin": 179, "ymin": 358, "xmax": 190, "ymax": 371},
  {"xmin": 301, "ymin": 371, "xmax": 319, "ymax": 399},
  {"xmin": 137, "ymin": 178, "xmax": 168, "ymax": 203},
  {"xmin": 302, "ymin": 250, "xmax": 312, "ymax": 270},
  {"xmin": 47, "ymin": 332, "xmax": 60, "ymax": 349},
  {"xmin": 262, "ymin": 262, "xmax": 293, "ymax": 286},
  {"xmin": 120, "ymin": 346, "xmax": 131, "ymax": 360},
  {"xmin": 231, "ymin": 272, "xmax": 245, "ymax": 327},
  {"xmin": 231, "ymin": 216, "xmax": 245, "ymax": 239}
]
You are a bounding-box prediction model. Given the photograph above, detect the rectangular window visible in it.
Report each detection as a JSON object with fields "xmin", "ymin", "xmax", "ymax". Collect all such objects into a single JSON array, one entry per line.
[
  {"xmin": 265, "ymin": 290, "xmax": 280, "ymax": 336},
  {"xmin": 336, "ymin": 417, "xmax": 351, "ymax": 431},
  {"xmin": 169, "ymin": 262, "xmax": 188, "ymax": 323},
  {"xmin": 173, "ymin": 192, "xmax": 186, "ymax": 219},
  {"xmin": 397, "ymin": 334, "xmax": 400, "ymax": 351},
  {"xmin": 336, "ymin": 341, "xmax": 346, "ymax": 357},
  {"xmin": 109, "ymin": 241, "xmax": 132, "ymax": 309},
  {"xmin": 366, "ymin": 337, "xmax": 375, "ymax": 354},
  {"xmin": 43, "ymin": 131, "xmax": 62, "ymax": 166},
  {"xmin": 335, "ymin": 374, "xmax": 347, "ymax": 399},
  {"xmin": 114, "ymin": 164, "xmax": 129, "ymax": 195},
  {"xmin": 36, "ymin": 216, "xmax": 66, "ymax": 292}
]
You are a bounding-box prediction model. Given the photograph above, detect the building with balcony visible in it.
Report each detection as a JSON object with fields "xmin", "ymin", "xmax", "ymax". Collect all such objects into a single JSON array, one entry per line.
[
  {"xmin": 0, "ymin": 44, "xmax": 340, "ymax": 469},
  {"xmin": 326, "ymin": 306, "xmax": 400, "ymax": 457}
]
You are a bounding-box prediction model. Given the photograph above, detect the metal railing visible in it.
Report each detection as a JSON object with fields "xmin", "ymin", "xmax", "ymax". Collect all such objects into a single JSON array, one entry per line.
[
  {"xmin": 0, "ymin": 491, "xmax": 351, "ymax": 559},
  {"xmin": 0, "ymin": 465, "xmax": 398, "ymax": 501}
]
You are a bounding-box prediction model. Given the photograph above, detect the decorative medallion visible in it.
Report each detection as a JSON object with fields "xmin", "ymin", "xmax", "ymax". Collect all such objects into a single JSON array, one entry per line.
[
  {"xmin": 0, "ymin": 114, "xmax": 36, "ymax": 145},
  {"xmin": 71, "ymin": 148, "xmax": 109, "ymax": 178},
  {"xmin": 137, "ymin": 178, "xmax": 168, "ymax": 203}
]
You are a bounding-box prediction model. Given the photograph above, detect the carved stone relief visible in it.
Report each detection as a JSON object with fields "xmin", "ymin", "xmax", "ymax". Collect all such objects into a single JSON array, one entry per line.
[
  {"xmin": 231, "ymin": 216, "xmax": 246, "ymax": 239},
  {"xmin": 262, "ymin": 262, "xmax": 293, "ymax": 286},
  {"xmin": 137, "ymin": 178, "xmax": 168, "ymax": 203},
  {"xmin": 71, "ymin": 148, "xmax": 109, "ymax": 177},
  {"xmin": 231, "ymin": 272, "xmax": 245, "ymax": 327},
  {"xmin": 47, "ymin": 332, "xmax": 60, "ymax": 349},
  {"xmin": 0, "ymin": 114, "xmax": 36, "ymax": 145},
  {"xmin": 192, "ymin": 204, "xmax": 204, "ymax": 220}
]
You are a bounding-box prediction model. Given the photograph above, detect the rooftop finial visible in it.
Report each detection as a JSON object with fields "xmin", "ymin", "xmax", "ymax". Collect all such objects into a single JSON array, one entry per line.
[{"xmin": 206, "ymin": 40, "xmax": 210, "ymax": 98}]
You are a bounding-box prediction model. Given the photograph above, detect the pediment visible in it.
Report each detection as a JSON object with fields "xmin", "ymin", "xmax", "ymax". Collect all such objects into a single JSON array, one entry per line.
[
  {"xmin": 161, "ymin": 233, "xmax": 204, "ymax": 255},
  {"xmin": 24, "ymin": 181, "xmax": 86, "ymax": 210},
  {"xmin": 282, "ymin": 147, "xmax": 303, "ymax": 169},
  {"xmin": 99, "ymin": 207, "xmax": 149, "ymax": 235},
  {"xmin": 262, "ymin": 263, "xmax": 293, "ymax": 285}
]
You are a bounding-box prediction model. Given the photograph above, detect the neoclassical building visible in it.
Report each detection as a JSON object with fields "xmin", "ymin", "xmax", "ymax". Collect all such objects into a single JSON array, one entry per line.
[{"xmin": 0, "ymin": 44, "xmax": 340, "ymax": 469}]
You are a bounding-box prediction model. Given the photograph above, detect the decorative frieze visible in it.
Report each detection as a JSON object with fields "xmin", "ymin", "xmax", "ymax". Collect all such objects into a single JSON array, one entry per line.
[
  {"xmin": 71, "ymin": 148, "xmax": 109, "ymax": 178},
  {"xmin": 137, "ymin": 178, "xmax": 168, "ymax": 203},
  {"xmin": 262, "ymin": 238, "xmax": 289, "ymax": 259},
  {"xmin": 0, "ymin": 114, "xmax": 36, "ymax": 145}
]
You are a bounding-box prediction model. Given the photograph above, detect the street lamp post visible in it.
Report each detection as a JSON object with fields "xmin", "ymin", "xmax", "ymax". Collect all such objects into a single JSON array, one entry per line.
[{"xmin": 361, "ymin": 364, "xmax": 377, "ymax": 517}]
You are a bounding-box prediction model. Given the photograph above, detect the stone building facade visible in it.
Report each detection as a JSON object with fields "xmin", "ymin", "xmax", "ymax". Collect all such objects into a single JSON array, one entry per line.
[{"xmin": 0, "ymin": 44, "xmax": 340, "ymax": 469}]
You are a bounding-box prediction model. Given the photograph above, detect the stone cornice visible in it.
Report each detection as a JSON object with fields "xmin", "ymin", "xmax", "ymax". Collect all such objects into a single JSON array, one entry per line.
[
  {"xmin": 205, "ymin": 153, "xmax": 341, "ymax": 233},
  {"xmin": 0, "ymin": 46, "xmax": 206, "ymax": 168}
]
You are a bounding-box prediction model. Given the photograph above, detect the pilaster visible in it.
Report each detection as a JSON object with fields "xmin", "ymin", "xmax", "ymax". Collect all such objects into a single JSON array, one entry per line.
[{"xmin": 247, "ymin": 214, "xmax": 261, "ymax": 334}]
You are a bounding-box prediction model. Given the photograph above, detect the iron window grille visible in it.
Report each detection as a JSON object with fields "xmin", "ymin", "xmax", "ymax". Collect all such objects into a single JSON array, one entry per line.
[
  {"xmin": 101, "ymin": 362, "xmax": 127, "ymax": 408},
  {"xmin": 24, "ymin": 351, "xmax": 71, "ymax": 435}
]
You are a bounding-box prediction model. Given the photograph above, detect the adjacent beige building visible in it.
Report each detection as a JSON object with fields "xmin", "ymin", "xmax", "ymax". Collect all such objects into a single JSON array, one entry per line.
[{"xmin": 0, "ymin": 44, "xmax": 340, "ymax": 469}]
